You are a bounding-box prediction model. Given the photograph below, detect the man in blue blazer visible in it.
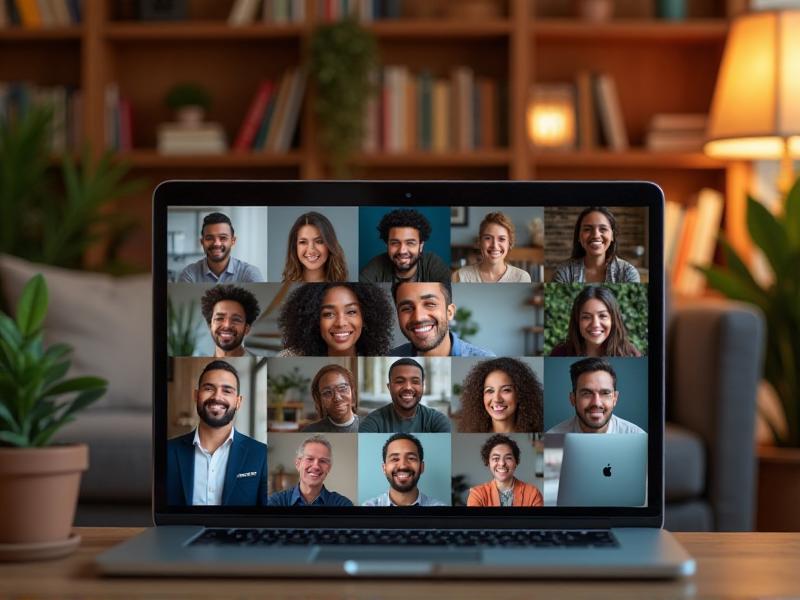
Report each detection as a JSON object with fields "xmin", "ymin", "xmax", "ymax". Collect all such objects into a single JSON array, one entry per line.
[{"xmin": 167, "ymin": 360, "xmax": 268, "ymax": 506}]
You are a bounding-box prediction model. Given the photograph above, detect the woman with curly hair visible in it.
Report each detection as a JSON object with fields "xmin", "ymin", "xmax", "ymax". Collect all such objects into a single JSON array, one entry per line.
[
  {"xmin": 467, "ymin": 434, "xmax": 543, "ymax": 507},
  {"xmin": 282, "ymin": 211, "xmax": 348, "ymax": 282},
  {"xmin": 551, "ymin": 206, "xmax": 640, "ymax": 283},
  {"xmin": 550, "ymin": 285, "xmax": 641, "ymax": 357},
  {"xmin": 278, "ymin": 283, "xmax": 394, "ymax": 356},
  {"xmin": 458, "ymin": 357, "xmax": 543, "ymax": 433}
]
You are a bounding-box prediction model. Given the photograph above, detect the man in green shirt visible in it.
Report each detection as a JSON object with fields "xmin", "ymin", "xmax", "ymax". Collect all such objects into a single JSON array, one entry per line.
[
  {"xmin": 358, "ymin": 209, "xmax": 451, "ymax": 283},
  {"xmin": 359, "ymin": 358, "xmax": 451, "ymax": 433}
]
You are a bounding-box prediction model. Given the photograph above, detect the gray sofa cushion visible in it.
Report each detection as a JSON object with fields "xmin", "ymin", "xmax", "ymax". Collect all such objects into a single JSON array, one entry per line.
[
  {"xmin": 664, "ymin": 500, "xmax": 713, "ymax": 532},
  {"xmin": 53, "ymin": 409, "xmax": 151, "ymax": 502},
  {"xmin": 665, "ymin": 423, "xmax": 706, "ymax": 502}
]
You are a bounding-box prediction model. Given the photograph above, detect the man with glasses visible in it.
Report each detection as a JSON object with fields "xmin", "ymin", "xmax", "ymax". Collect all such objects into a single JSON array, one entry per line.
[
  {"xmin": 547, "ymin": 357, "xmax": 644, "ymax": 434},
  {"xmin": 302, "ymin": 365, "xmax": 360, "ymax": 433}
]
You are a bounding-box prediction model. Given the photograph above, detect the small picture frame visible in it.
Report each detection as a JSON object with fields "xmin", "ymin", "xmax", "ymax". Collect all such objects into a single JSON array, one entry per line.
[{"xmin": 451, "ymin": 206, "xmax": 468, "ymax": 227}]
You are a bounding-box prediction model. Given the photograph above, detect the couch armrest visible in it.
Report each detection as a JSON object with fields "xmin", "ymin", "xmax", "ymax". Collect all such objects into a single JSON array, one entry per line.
[{"xmin": 667, "ymin": 298, "xmax": 764, "ymax": 530}]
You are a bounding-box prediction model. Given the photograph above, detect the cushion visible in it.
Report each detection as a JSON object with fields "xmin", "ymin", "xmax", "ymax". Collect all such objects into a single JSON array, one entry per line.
[
  {"xmin": 665, "ymin": 423, "xmax": 706, "ymax": 502},
  {"xmin": 0, "ymin": 254, "xmax": 152, "ymax": 410}
]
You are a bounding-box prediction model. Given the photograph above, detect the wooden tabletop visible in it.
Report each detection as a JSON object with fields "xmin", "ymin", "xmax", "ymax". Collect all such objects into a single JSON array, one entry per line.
[{"xmin": 1, "ymin": 528, "xmax": 798, "ymax": 599}]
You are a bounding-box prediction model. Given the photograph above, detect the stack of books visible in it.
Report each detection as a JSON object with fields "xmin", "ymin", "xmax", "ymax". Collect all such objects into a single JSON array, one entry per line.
[
  {"xmin": 362, "ymin": 65, "xmax": 505, "ymax": 154},
  {"xmin": 157, "ymin": 123, "xmax": 227, "ymax": 155},
  {"xmin": 645, "ymin": 113, "xmax": 708, "ymax": 152},
  {"xmin": 0, "ymin": 81, "xmax": 83, "ymax": 152}
]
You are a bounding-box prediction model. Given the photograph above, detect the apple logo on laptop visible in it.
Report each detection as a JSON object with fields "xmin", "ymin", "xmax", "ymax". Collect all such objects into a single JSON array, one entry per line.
[{"xmin": 603, "ymin": 464, "xmax": 612, "ymax": 478}]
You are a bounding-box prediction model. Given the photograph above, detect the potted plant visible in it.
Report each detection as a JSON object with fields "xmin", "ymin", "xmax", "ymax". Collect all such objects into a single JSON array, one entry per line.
[
  {"xmin": 310, "ymin": 17, "xmax": 378, "ymax": 177},
  {"xmin": 165, "ymin": 83, "xmax": 212, "ymax": 127},
  {"xmin": 0, "ymin": 274, "xmax": 107, "ymax": 557},
  {"xmin": 701, "ymin": 176, "xmax": 800, "ymax": 530}
]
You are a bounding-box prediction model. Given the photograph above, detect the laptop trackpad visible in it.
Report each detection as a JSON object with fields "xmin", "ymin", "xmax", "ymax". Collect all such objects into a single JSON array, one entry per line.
[{"xmin": 315, "ymin": 548, "xmax": 481, "ymax": 563}]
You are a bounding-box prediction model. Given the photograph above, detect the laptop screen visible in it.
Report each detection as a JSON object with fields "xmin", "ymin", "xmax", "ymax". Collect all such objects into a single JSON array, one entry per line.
[{"xmin": 155, "ymin": 181, "xmax": 662, "ymax": 524}]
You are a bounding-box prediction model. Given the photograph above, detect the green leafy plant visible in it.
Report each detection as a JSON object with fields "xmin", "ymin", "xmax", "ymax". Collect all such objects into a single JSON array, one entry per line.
[
  {"xmin": 168, "ymin": 297, "xmax": 201, "ymax": 357},
  {"xmin": 543, "ymin": 283, "xmax": 649, "ymax": 355},
  {"xmin": 0, "ymin": 107, "xmax": 145, "ymax": 272},
  {"xmin": 165, "ymin": 83, "xmax": 211, "ymax": 111},
  {"xmin": 268, "ymin": 367, "xmax": 311, "ymax": 397},
  {"xmin": 701, "ymin": 178, "xmax": 800, "ymax": 447},
  {"xmin": 452, "ymin": 307, "xmax": 479, "ymax": 342},
  {"xmin": 310, "ymin": 17, "xmax": 378, "ymax": 177},
  {"xmin": 0, "ymin": 275, "xmax": 107, "ymax": 447}
]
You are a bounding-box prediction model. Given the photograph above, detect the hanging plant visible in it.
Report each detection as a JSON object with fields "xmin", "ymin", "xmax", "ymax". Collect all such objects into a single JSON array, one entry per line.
[{"xmin": 310, "ymin": 17, "xmax": 378, "ymax": 177}]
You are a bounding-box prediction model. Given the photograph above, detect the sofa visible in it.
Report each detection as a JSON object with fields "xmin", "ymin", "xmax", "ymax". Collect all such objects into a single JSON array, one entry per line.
[{"xmin": 0, "ymin": 254, "xmax": 764, "ymax": 529}]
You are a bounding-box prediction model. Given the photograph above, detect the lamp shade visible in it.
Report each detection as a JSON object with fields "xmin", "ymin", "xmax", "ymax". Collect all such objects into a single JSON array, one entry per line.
[{"xmin": 705, "ymin": 10, "xmax": 800, "ymax": 159}]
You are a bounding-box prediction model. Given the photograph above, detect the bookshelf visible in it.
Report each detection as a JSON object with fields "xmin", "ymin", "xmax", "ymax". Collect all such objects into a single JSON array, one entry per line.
[{"xmin": 1, "ymin": 0, "xmax": 744, "ymax": 269}]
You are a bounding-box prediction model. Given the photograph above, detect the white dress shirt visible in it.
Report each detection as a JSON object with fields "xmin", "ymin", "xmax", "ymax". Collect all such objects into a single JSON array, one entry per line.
[{"xmin": 192, "ymin": 427, "xmax": 235, "ymax": 505}]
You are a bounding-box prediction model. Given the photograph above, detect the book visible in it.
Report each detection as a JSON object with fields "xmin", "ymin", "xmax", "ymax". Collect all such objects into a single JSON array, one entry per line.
[
  {"xmin": 674, "ymin": 188, "xmax": 724, "ymax": 296},
  {"xmin": 263, "ymin": 69, "xmax": 293, "ymax": 151},
  {"xmin": 664, "ymin": 200, "xmax": 684, "ymax": 272},
  {"xmin": 49, "ymin": 0, "xmax": 71, "ymax": 25},
  {"xmin": 575, "ymin": 70, "xmax": 597, "ymax": 150},
  {"xmin": 417, "ymin": 70, "xmax": 433, "ymax": 151},
  {"xmin": 274, "ymin": 67, "xmax": 306, "ymax": 152},
  {"xmin": 645, "ymin": 130, "xmax": 706, "ymax": 152},
  {"xmin": 157, "ymin": 123, "xmax": 227, "ymax": 155},
  {"xmin": 15, "ymin": 0, "xmax": 42, "ymax": 27},
  {"xmin": 649, "ymin": 113, "xmax": 708, "ymax": 132},
  {"xmin": 432, "ymin": 78, "xmax": 450, "ymax": 152},
  {"xmin": 233, "ymin": 80, "xmax": 274, "ymax": 151},
  {"xmin": 594, "ymin": 73, "xmax": 628, "ymax": 150},
  {"xmin": 477, "ymin": 76, "xmax": 497, "ymax": 149},
  {"xmin": 228, "ymin": 0, "xmax": 260, "ymax": 25}
]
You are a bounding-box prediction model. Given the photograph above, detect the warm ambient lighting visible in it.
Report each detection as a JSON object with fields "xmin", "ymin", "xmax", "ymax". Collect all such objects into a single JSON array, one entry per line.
[
  {"xmin": 705, "ymin": 10, "xmax": 800, "ymax": 188},
  {"xmin": 527, "ymin": 91, "xmax": 576, "ymax": 149}
]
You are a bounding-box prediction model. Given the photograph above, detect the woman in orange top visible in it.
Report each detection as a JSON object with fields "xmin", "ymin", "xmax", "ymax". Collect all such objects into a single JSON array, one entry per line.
[{"xmin": 467, "ymin": 434, "xmax": 543, "ymax": 507}]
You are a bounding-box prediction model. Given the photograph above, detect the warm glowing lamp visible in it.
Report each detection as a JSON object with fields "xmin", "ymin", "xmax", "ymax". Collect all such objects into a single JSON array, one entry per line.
[
  {"xmin": 527, "ymin": 86, "xmax": 576, "ymax": 149},
  {"xmin": 705, "ymin": 10, "xmax": 800, "ymax": 192}
]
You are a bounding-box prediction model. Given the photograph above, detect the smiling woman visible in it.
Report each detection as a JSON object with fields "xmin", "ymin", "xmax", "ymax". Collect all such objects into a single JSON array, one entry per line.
[
  {"xmin": 452, "ymin": 212, "xmax": 532, "ymax": 283},
  {"xmin": 466, "ymin": 434, "xmax": 543, "ymax": 508},
  {"xmin": 278, "ymin": 283, "xmax": 394, "ymax": 357},
  {"xmin": 282, "ymin": 212, "xmax": 348, "ymax": 282}
]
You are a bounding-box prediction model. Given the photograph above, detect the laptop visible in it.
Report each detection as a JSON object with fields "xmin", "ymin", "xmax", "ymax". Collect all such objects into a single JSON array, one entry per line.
[
  {"xmin": 557, "ymin": 433, "xmax": 648, "ymax": 507},
  {"xmin": 96, "ymin": 180, "xmax": 695, "ymax": 578}
]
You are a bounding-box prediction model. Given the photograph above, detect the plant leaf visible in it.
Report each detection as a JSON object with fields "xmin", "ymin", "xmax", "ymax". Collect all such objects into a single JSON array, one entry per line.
[
  {"xmin": 43, "ymin": 376, "xmax": 107, "ymax": 398},
  {"xmin": 0, "ymin": 399, "xmax": 19, "ymax": 431},
  {"xmin": 0, "ymin": 430, "xmax": 30, "ymax": 447},
  {"xmin": 15, "ymin": 274, "xmax": 48, "ymax": 337},
  {"xmin": 701, "ymin": 266, "xmax": 770, "ymax": 310},
  {"xmin": 784, "ymin": 175, "xmax": 800, "ymax": 245},
  {"xmin": 747, "ymin": 195, "xmax": 789, "ymax": 277}
]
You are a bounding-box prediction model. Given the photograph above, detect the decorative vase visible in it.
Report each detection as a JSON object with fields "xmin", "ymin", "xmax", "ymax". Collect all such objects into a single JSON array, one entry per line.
[
  {"xmin": 757, "ymin": 445, "xmax": 800, "ymax": 531},
  {"xmin": 0, "ymin": 444, "xmax": 88, "ymax": 559},
  {"xmin": 656, "ymin": 0, "xmax": 686, "ymax": 20}
]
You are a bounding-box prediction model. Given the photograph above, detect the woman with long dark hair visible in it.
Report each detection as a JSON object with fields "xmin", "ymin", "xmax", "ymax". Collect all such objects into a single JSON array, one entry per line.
[
  {"xmin": 549, "ymin": 285, "xmax": 641, "ymax": 357},
  {"xmin": 551, "ymin": 206, "xmax": 640, "ymax": 283},
  {"xmin": 282, "ymin": 212, "xmax": 348, "ymax": 282}
]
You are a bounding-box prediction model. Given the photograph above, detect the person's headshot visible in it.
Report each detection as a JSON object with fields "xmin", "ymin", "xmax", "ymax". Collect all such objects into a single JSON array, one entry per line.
[
  {"xmin": 359, "ymin": 209, "xmax": 450, "ymax": 284},
  {"xmin": 467, "ymin": 434, "xmax": 543, "ymax": 507},
  {"xmin": 282, "ymin": 211, "xmax": 348, "ymax": 283},
  {"xmin": 390, "ymin": 281, "xmax": 495, "ymax": 357},
  {"xmin": 278, "ymin": 283, "xmax": 394, "ymax": 356},
  {"xmin": 267, "ymin": 435, "xmax": 353, "ymax": 506},
  {"xmin": 550, "ymin": 286, "xmax": 641, "ymax": 357},
  {"xmin": 166, "ymin": 360, "xmax": 268, "ymax": 506},
  {"xmin": 458, "ymin": 357, "xmax": 543, "ymax": 433},
  {"xmin": 452, "ymin": 212, "xmax": 532, "ymax": 283},
  {"xmin": 200, "ymin": 285, "xmax": 261, "ymax": 357},
  {"xmin": 362, "ymin": 433, "xmax": 447, "ymax": 506},
  {"xmin": 359, "ymin": 359, "xmax": 451, "ymax": 433},
  {"xmin": 550, "ymin": 207, "xmax": 640, "ymax": 283},
  {"xmin": 178, "ymin": 212, "xmax": 265, "ymax": 283},
  {"xmin": 548, "ymin": 357, "xmax": 645, "ymax": 434},
  {"xmin": 302, "ymin": 364, "xmax": 359, "ymax": 433}
]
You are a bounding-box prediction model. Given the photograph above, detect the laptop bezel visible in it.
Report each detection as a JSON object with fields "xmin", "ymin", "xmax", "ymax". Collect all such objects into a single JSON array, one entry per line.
[{"xmin": 152, "ymin": 180, "xmax": 664, "ymax": 529}]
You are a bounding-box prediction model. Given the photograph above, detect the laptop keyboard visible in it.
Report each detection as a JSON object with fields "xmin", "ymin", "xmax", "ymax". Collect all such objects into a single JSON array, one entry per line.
[{"xmin": 191, "ymin": 528, "xmax": 618, "ymax": 548}]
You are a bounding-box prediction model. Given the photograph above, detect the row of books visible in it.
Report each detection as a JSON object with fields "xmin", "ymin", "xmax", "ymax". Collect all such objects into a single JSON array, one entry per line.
[
  {"xmin": 233, "ymin": 68, "xmax": 307, "ymax": 152},
  {"xmin": 229, "ymin": 0, "xmax": 403, "ymax": 25},
  {"xmin": 0, "ymin": 0, "xmax": 81, "ymax": 27},
  {"xmin": 665, "ymin": 188, "xmax": 724, "ymax": 297},
  {"xmin": 0, "ymin": 82, "xmax": 82, "ymax": 151},
  {"xmin": 362, "ymin": 66, "xmax": 506, "ymax": 154},
  {"xmin": 104, "ymin": 84, "xmax": 133, "ymax": 152}
]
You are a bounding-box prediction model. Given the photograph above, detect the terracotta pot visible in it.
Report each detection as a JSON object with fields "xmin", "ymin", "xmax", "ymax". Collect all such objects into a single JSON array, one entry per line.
[
  {"xmin": 757, "ymin": 445, "xmax": 800, "ymax": 532},
  {"xmin": 0, "ymin": 444, "xmax": 88, "ymax": 544}
]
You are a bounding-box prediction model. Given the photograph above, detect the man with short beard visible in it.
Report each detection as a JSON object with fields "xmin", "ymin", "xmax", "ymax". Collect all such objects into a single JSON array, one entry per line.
[
  {"xmin": 199, "ymin": 284, "xmax": 261, "ymax": 357},
  {"xmin": 166, "ymin": 360, "xmax": 268, "ymax": 505},
  {"xmin": 359, "ymin": 208, "xmax": 450, "ymax": 283},
  {"xmin": 359, "ymin": 359, "xmax": 451, "ymax": 433},
  {"xmin": 547, "ymin": 357, "xmax": 645, "ymax": 434},
  {"xmin": 177, "ymin": 212, "xmax": 264, "ymax": 283},
  {"xmin": 362, "ymin": 433, "xmax": 447, "ymax": 506}
]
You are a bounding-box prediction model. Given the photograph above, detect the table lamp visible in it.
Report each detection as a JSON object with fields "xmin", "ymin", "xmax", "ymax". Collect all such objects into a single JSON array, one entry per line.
[{"xmin": 704, "ymin": 10, "xmax": 800, "ymax": 193}]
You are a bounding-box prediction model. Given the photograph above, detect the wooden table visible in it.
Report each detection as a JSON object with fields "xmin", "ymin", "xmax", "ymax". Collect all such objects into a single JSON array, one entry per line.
[{"xmin": 1, "ymin": 528, "xmax": 798, "ymax": 599}]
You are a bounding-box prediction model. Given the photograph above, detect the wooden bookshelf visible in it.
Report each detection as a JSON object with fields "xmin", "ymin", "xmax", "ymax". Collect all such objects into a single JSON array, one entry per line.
[{"xmin": 1, "ymin": 0, "xmax": 744, "ymax": 269}]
